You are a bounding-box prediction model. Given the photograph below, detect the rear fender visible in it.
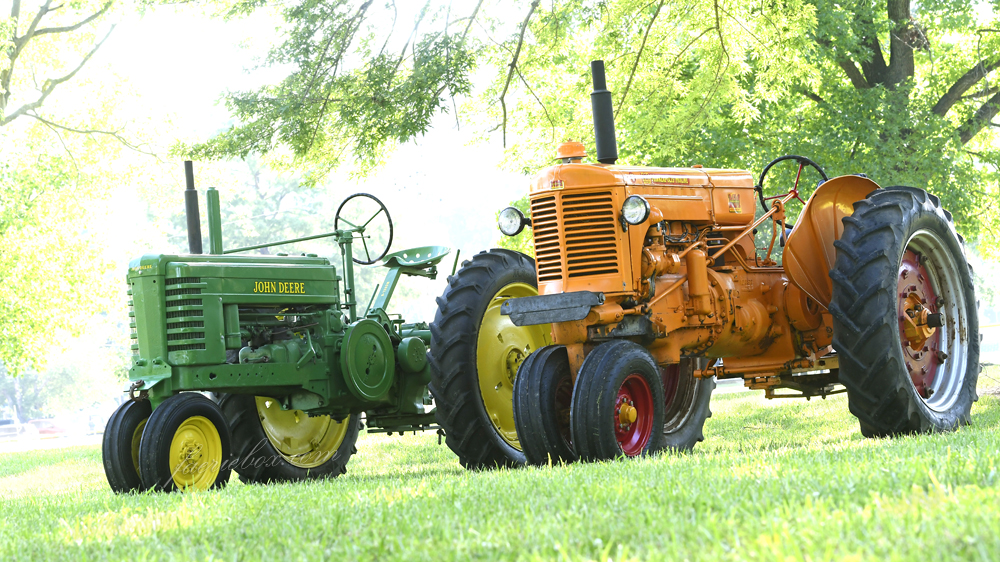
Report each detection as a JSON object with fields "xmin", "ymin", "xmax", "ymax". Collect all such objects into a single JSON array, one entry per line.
[{"xmin": 783, "ymin": 175, "xmax": 881, "ymax": 310}]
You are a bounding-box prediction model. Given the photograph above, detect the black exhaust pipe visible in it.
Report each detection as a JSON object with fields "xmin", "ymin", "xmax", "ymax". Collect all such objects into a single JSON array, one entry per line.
[
  {"xmin": 184, "ymin": 160, "xmax": 203, "ymax": 254},
  {"xmin": 590, "ymin": 60, "xmax": 618, "ymax": 165}
]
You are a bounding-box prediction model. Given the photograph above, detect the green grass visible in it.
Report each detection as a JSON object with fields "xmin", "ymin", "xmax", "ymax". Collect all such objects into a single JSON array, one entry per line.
[{"xmin": 3, "ymin": 369, "xmax": 1000, "ymax": 562}]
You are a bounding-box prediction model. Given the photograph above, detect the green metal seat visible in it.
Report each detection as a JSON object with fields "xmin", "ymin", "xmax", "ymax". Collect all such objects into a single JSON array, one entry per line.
[{"xmin": 380, "ymin": 246, "xmax": 451, "ymax": 269}]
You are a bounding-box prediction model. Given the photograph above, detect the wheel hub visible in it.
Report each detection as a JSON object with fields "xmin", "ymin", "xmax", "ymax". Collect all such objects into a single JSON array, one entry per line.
[
  {"xmin": 504, "ymin": 348, "xmax": 527, "ymax": 386},
  {"xmin": 167, "ymin": 415, "xmax": 222, "ymax": 490},
  {"xmin": 618, "ymin": 401, "xmax": 637, "ymax": 427},
  {"xmin": 613, "ymin": 374, "xmax": 655, "ymax": 456},
  {"xmin": 897, "ymin": 248, "xmax": 943, "ymax": 399}
]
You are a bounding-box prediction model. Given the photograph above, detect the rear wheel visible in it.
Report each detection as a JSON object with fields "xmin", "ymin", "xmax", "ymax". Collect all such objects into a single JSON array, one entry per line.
[
  {"xmin": 429, "ymin": 249, "xmax": 551, "ymax": 469},
  {"xmin": 221, "ymin": 394, "xmax": 359, "ymax": 483},
  {"xmin": 102, "ymin": 399, "xmax": 151, "ymax": 494},
  {"xmin": 139, "ymin": 393, "xmax": 232, "ymax": 492},
  {"xmin": 513, "ymin": 345, "xmax": 576, "ymax": 465},
  {"xmin": 657, "ymin": 359, "xmax": 715, "ymax": 452},
  {"xmin": 570, "ymin": 340, "xmax": 665, "ymax": 461},
  {"xmin": 830, "ymin": 186, "xmax": 979, "ymax": 436}
]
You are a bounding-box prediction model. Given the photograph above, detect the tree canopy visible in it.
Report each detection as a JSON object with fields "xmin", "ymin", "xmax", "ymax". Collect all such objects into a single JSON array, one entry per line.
[
  {"xmin": 1, "ymin": 0, "xmax": 138, "ymax": 374},
  {"xmin": 189, "ymin": 0, "xmax": 1000, "ymax": 253}
]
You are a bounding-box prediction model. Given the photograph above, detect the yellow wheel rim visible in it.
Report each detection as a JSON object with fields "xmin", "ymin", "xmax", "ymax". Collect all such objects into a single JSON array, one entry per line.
[
  {"xmin": 476, "ymin": 282, "xmax": 552, "ymax": 450},
  {"xmin": 131, "ymin": 418, "xmax": 147, "ymax": 476},
  {"xmin": 168, "ymin": 415, "xmax": 222, "ymax": 491},
  {"xmin": 256, "ymin": 396, "xmax": 350, "ymax": 469}
]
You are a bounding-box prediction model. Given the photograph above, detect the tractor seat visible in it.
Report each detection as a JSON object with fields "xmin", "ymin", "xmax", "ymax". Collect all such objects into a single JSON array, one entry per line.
[{"xmin": 381, "ymin": 246, "xmax": 451, "ymax": 269}]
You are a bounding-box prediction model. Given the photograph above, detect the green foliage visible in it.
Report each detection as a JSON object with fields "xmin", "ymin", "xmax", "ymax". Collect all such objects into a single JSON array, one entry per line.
[
  {"xmin": 497, "ymin": 0, "xmax": 1000, "ymax": 252},
  {"xmin": 184, "ymin": 0, "xmax": 476, "ymax": 180},
  {"xmin": 191, "ymin": 0, "xmax": 1000, "ymax": 254},
  {"xmin": 3, "ymin": 384, "xmax": 1000, "ymax": 559}
]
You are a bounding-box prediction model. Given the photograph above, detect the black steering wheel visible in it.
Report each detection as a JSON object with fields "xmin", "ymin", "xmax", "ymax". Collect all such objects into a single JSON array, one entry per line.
[
  {"xmin": 755, "ymin": 155, "xmax": 829, "ymax": 213},
  {"xmin": 334, "ymin": 193, "xmax": 394, "ymax": 265}
]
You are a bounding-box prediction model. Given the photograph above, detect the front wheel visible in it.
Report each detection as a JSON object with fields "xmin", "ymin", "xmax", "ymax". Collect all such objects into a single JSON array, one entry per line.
[
  {"xmin": 102, "ymin": 399, "xmax": 151, "ymax": 494},
  {"xmin": 513, "ymin": 345, "xmax": 576, "ymax": 465},
  {"xmin": 138, "ymin": 393, "xmax": 232, "ymax": 492},
  {"xmin": 830, "ymin": 186, "xmax": 979, "ymax": 436},
  {"xmin": 570, "ymin": 340, "xmax": 665, "ymax": 461}
]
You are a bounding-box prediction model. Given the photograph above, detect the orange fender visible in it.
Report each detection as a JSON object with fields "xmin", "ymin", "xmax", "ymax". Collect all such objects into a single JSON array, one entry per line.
[{"xmin": 783, "ymin": 175, "xmax": 881, "ymax": 310}]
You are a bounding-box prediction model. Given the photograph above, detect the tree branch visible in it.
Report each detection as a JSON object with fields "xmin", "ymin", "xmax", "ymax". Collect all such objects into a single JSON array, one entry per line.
[
  {"xmin": 615, "ymin": 1, "xmax": 663, "ymax": 120},
  {"xmin": 26, "ymin": 111, "xmax": 159, "ymax": 158},
  {"xmin": 837, "ymin": 59, "xmax": 870, "ymax": 89},
  {"xmin": 3, "ymin": 0, "xmax": 53, "ymax": 100},
  {"xmin": 959, "ymin": 90, "xmax": 1000, "ymax": 144},
  {"xmin": 461, "ymin": 0, "xmax": 485, "ymax": 43},
  {"xmin": 1, "ymin": 24, "xmax": 114, "ymax": 126},
  {"xmin": 514, "ymin": 66, "xmax": 554, "ymax": 142},
  {"xmin": 498, "ymin": 0, "xmax": 539, "ymax": 148},
  {"xmin": 932, "ymin": 59, "xmax": 1000, "ymax": 116},
  {"xmin": 30, "ymin": 1, "xmax": 111, "ymax": 39},
  {"xmin": 960, "ymin": 86, "xmax": 999, "ymax": 100},
  {"xmin": 884, "ymin": 0, "xmax": 914, "ymax": 88},
  {"xmin": 800, "ymin": 90, "xmax": 825, "ymax": 104},
  {"xmin": 815, "ymin": 36, "xmax": 870, "ymax": 89},
  {"xmin": 855, "ymin": 15, "xmax": 888, "ymax": 86}
]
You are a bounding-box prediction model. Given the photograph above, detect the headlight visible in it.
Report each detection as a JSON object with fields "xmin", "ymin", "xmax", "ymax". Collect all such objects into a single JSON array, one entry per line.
[
  {"xmin": 498, "ymin": 206, "xmax": 529, "ymax": 236},
  {"xmin": 621, "ymin": 195, "xmax": 651, "ymax": 225}
]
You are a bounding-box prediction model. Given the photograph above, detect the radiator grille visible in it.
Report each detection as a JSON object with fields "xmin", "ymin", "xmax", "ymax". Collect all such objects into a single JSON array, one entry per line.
[
  {"xmin": 127, "ymin": 286, "xmax": 138, "ymax": 356},
  {"xmin": 561, "ymin": 192, "xmax": 619, "ymax": 278},
  {"xmin": 165, "ymin": 277, "xmax": 207, "ymax": 352},
  {"xmin": 530, "ymin": 190, "xmax": 620, "ymax": 282},
  {"xmin": 530, "ymin": 195, "xmax": 561, "ymax": 282}
]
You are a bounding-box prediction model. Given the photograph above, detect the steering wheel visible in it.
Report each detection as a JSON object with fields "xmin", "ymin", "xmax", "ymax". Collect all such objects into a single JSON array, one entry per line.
[
  {"xmin": 334, "ymin": 193, "xmax": 394, "ymax": 265},
  {"xmin": 755, "ymin": 155, "xmax": 829, "ymax": 213}
]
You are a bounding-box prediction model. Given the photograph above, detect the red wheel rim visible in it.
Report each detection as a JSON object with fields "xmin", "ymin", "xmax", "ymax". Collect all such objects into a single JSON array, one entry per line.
[
  {"xmin": 614, "ymin": 374, "xmax": 655, "ymax": 456},
  {"xmin": 897, "ymin": 247, "xmax": 942, "ymax": 399}
]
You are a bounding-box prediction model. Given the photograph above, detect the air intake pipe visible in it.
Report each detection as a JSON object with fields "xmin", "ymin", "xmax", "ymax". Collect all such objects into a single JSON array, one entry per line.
[
  {"xmin": 184, "ymin": 160, "xmax": 203, "ymax": 254},
  {"xmin": 590, "ymin": 60, "xmax": 618, "ymax": 165}
]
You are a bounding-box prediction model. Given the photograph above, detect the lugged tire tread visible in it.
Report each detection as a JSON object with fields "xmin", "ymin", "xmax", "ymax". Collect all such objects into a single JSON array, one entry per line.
[
  {"xmin": 831, "ymin": 185, "xmax": 979, "ymax": 437},
  {"xmin": 429, "ymin": 249, "xmax": 537, "ymax": 470}
]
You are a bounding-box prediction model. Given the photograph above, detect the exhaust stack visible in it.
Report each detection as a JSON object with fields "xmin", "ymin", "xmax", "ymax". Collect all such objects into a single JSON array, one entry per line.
[
  {"xmin": 590, "ymin": 60, "xmax": 618, "ymax": 165},
  {"xmin": 183, "ymin": 160, "xmax": 204, "ymax": 254}
]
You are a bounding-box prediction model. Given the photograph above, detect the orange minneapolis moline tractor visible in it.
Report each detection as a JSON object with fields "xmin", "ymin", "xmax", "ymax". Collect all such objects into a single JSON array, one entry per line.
[{"xmin": 427, "ymin": 61, "xmax": 980, "ymax": 467}]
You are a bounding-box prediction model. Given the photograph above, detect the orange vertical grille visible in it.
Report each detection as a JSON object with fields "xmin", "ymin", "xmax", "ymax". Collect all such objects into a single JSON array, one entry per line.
[
  {"xmin": 561, "ymin": 191, "xmax": 619, "ymax": 278},
  {"xmin": 530, "ymin": 195, "xmax": 562, "ymax": 282},
  {"xmin": 530, "ymin": 190, "xmax": 620, "ymax": 283}
]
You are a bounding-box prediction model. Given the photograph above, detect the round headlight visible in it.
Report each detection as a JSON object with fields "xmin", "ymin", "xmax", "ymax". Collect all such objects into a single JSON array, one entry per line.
[
  {"xmin": 498, "ymin": 206, "xmax": 527, "ymax": 236},
  {"xmin": 621, "ymin": 195, "xmax": 651, "ymax": 225}
]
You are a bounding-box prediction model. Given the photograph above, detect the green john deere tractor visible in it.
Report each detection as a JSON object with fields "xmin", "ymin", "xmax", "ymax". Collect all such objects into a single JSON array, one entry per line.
[{"xmin": 104, "ymin": 162, "xmax": 464, "ymax": 492}]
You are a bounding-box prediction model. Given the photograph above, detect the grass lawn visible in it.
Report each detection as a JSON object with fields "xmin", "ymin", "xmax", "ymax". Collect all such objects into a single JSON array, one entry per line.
[{"xmin": 3, "ymin": 368, "xmax": 1000, "ymax": 561}]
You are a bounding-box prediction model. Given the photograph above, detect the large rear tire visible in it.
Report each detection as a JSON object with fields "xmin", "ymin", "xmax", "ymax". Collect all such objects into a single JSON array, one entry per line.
[
  {"xmin": 220, "ymin": 394, "xmax": 359, "ymax": 483},
  {"xmin": 656, "ymin": 359, "xmax": 715, "ymax": 452},
  {"xmin": 830, "ymin": 186, "xmax": 979, "ymax": 436},
  {"xmin": 513, "ymin": 345, "xmax": 576, "ymax": 465},
  {"xmin": 429, "ymin": 249, "xmax": 551, "ymax": 469}
]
